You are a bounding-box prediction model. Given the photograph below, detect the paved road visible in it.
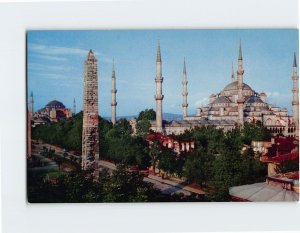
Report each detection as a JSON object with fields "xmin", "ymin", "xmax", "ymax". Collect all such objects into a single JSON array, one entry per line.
[{"xmin": 33, "ymin": 141, "xmax": 205, "ymax": 196}]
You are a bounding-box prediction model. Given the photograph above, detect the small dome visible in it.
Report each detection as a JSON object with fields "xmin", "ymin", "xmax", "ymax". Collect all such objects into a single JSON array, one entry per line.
[
  {"xmin": 245, "ymin": 96, "xmax": 264, "ymax": 104},
  {"xmin": 259, "ymin": 92, "xmax": 267, "ymax": 96},
  {"xmin": 223, "ymin": 81, "xmax": 252, "ymax": 92},
  {"xmin": 46, "ymin": 100, "xmax": 65, "ymax": 109},
  {"xmin": 212, "ymin": 96, "xmax": 232, "ymax": 104}
]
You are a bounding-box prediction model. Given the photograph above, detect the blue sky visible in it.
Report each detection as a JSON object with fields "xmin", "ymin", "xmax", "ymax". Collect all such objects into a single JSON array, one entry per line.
[{"xmin": 27, "ymin": 29, "xmax": 298, "ymax": 117}]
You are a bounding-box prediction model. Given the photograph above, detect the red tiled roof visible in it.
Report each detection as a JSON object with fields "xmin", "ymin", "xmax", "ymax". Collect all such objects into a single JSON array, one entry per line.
[{"xmin": 262, "ymin": 151, "xmax": 299, "ymax": 164}]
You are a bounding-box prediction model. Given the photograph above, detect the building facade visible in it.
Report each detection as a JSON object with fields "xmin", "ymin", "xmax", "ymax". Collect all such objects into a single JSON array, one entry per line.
[
  {"xmin": 32, "ymin": 99, "xmax": 72, "ymax": 126},
  {"xmin": 151, "ymin": 43, "xmax": 299, "ymax": 137}
]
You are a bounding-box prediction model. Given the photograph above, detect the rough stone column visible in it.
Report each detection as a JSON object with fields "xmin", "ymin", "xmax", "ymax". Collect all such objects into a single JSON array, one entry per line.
[
  {"xmin": 111, "ymin": 60, "xmax": 117, "ymax": 125},
  {"xmin": 292, "ymin": 53, "xmax": 299, "ymax": 136},
  {"xmin": 182, "ymin": 58, "xmax": 188, "ymax": 118},
  {"xmin": 29, "ymin": 91, "xmax": 34, "ymax": 119},
  {"xmin": 155, "ymin": 42, "xmax": 164, "ymax": 133},
  {"xmin": 82, "ymin": 49, "xmax": 100, "ymax": 170},
  {"xmin": 237, "ymin": 42, "xmax": 245, "ymax": 127}
]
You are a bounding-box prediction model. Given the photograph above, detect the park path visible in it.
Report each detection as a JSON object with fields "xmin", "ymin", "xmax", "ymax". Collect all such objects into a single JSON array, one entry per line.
[{"xmin": 33, "ymin": 141, "xmax": 205, "ymax": 196}]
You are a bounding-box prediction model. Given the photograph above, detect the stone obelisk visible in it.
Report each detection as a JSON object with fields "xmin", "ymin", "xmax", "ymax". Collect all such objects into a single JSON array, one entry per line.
[{"xmin": 82, "ymin": 50, "xmax": 99, "ymax": 170}]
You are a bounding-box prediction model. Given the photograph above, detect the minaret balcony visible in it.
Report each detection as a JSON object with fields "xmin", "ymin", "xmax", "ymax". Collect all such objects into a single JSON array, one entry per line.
[
  {"xmin": 155, "ymin": 94, "xmax": 164, "ymax": 100},
  {"xmin": 182, "ymin": 92, "xmax": 188, "ymax": 96},
  {"xmin": 182, "ymin": 104, "xmax": 188, "ymax": 107},
  {"xmin": 155, "ymin": 77, "xmax": 163, "ymax": 82},
  {"xmin": 111, "ymin": 89, "xmax": 117, "ymax": 93}
]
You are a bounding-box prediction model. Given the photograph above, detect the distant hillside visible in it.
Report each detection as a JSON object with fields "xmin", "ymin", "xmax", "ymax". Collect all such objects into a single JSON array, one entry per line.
[{"xmin": 103, "ymin": 113, "xmax": 182, "ymax": 121}]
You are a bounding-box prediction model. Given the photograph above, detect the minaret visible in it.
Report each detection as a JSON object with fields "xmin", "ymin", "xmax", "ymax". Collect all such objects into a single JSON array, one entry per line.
[
  {"xmin": 82, "ymin": 49, "xmax": 99, "ymax": 171},
  {"xmin": 182, "ymin": 58, "xmax": 188, "ymax": 118},
  {"xmin": 231, "ymin": 62, "xmax": 235, "ymax": 82},
  {"xmin": 111, "ymin": 59, "xmax": 117, "ymax": 125},
  {"xmin": 27, "ymin": 109, "xmax": 32, "ymax": 158},
  {"xmin": 292, "ymin": 53, "xmax": 299, "ymax": 136},
  {"xmin": 237, "ymin": 41, "xmax": 245, "ymax": 127},
  {"xmin": 154, "ymin": 41, "xmax": 164, "ymax": 133},
  {"xmin": 73, "ymin": 98, "xmax": 76, "ymax": 115},
  {"xmin": 29, "ymin": 91, "xmax": 34, "ymax": 119}
]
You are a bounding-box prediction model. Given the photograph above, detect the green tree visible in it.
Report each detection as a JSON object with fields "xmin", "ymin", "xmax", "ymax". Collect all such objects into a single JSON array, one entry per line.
[
  {"xmin": 149, "ymin": 140, "xmax": 161, "ymax": 175},
  {"xmin": 136, "ymin": 109, "xmax": 156, "ymax": 136},
  {"xmin": 183, "ymin": 147, "xmax": 213, "ymax": 188},
  {"xmin": 241, "ymin": 122, "xmax": 271, "ymax": 145},
  {"xmin": 137, "ymin": 109, "xmax": 156, "ymax": 121}
]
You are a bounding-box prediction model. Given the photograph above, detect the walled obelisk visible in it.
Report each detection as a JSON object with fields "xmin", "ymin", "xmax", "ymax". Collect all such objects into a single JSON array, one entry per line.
[{"xmin": 82, "ymin": 50, "xmax": 99, "ymax": 170}]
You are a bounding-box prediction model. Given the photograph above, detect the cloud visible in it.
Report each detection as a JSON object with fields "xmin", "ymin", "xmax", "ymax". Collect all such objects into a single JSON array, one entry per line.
[
  {"xmin": 35, "ymin": 54, "xmax": 68, "ymax": 62},
  {"xmin": 28, "ymin": 43, "xmax": 90, "ymax": 56},
  {"xmin": 28, "ymin": 43, "xmax": 111, "ymax": 63},
  {"xmin": 28, "ymin": 63, "xmax": 74, "ymax": 72},
  {"xmin": 194, "ymin": 97, "xmax": 209, "ymax": 107},
  {"xmin": 265, "ymin": 91, "xmax": 291, "ymax": 101}
]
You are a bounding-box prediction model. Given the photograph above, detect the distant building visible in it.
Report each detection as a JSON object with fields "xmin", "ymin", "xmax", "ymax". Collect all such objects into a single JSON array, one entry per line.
[
  {"xmin": 145, "ymin": 132, "xmax": 195, "ymax": 154},
  {"xmin": 150, "ymin": 42, "xmax": 299, "ymax": 137},
  {"xmin": 32, "ymin": 100, "xmax": 72, "ymax": 126}
]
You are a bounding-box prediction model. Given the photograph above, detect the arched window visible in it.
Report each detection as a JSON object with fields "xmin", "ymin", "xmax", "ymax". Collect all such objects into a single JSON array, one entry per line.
[
  {"xmin": 275, "ymin": 120, "xmax": 281, "ymax": 126},
  {"xmin": 266, "ymin": 118, "xmax": 272, "ymax": 125}
]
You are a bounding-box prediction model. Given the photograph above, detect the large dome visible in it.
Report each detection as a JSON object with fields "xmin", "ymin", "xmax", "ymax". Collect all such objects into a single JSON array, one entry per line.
[
  {"xmin": 223, "ymin": 81, "xmax": 253, "ymax": 92},
  {"xmin": 45, "ymin": 100, "xmax": 65, "ymax": 109}
]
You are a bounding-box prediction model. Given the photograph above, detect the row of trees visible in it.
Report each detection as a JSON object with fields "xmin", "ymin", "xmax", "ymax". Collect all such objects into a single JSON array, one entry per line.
[
  {"xmin": 32, "ymin": 109, "xmax": 273, "ymax": 201},
  {"xmin": 28, "ymin": 165, "xmax": 205, "ymax": 202}
]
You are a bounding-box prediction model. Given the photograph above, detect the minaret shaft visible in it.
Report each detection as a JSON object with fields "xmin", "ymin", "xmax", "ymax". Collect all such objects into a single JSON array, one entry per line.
[
  {"xmin": 73, "ymin": 98, "xmax": 76, "ymax": 115},
  {"xmin": 155, "ymin": 42, "xmax": 164, "ymax": 133},
  {"xmin": 182, "ymin": 59, "xmax": 188, "ymax": 118},
  {"xmin": 237, "ymin": 42, "xmax": 244, "ymax": 127},
  {"xmin": 111, "ymin": 60, "xmax": 117, "ymax": 125},
  {"xmin": 292, "ymin": 53, "xmax": 299, "ymax": 136}
]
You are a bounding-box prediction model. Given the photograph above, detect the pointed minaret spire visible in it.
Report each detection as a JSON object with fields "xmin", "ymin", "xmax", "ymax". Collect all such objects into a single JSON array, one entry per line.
[
  {"xmin": 155, "ymin": 40, "xmax": 164, "ymax": 133},
  {"xmin": 231, "ymin": 62, "xmax": 235, "ymax": 82},
  {"xmin": 183, "ymin": 57, "xmax": 187, "ymax": 74},
  {"xmin": 111, "ymin": 58, "xmax": 117, "ymax": 125},
  {"xmin": 238, "ymin": 40, "xmax": 243, "ymax": 60},
  {"xmin": 29, "ymin": 91, "xmax": 34, "ymax": 119},
  {"xmin": 182, "ymin": 58, "xmax": 188, "ymax": 118},
  {"xmin": 156, "ymin": 39, "xmax": 161, "ymax": 62},
  {"xmin": 73, "ymin": 98, "xmax": 76, "ymax": 115},
  {"xmin": 293, "ymin": 52, "xmax": 297, "ymax": 67},
  {"xmin": 292, "ymin": 52, "xmax": 299, "ymax": 136}
]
